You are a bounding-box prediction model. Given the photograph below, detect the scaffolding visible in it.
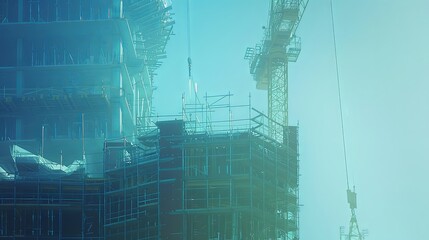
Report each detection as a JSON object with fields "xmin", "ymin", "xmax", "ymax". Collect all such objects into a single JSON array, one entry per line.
[
  {"xmin": 179, "ymin": 125, "xmax": 299, "ymax": 239},
  {"xmin": 104, "ymin": 139, "xmax": 160, "ymax": 240},
  {"xmin": 0, "ymin": 91, "xmax": 300, "ymax": 240},
  {"xmin": 103, "ymin": 95, "xmax": 300, "ymax": 239},
  {"xmin": 0, "ymin": 177, "xmax": 104, "ymax": 239},
  {"xmin": 0, "ymin": 145, "xmax": 104, "ymax": 239}
]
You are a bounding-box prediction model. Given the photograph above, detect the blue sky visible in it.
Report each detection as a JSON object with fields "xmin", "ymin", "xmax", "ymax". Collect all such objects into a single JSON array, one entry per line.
[{"xmin": 155, "ymin": 1, "xmax": 429, "ymax": 239}]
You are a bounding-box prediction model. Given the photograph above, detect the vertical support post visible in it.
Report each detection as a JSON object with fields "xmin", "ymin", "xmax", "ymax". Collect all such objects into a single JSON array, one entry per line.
[
  {"xmin": 13, "ymin": 174, "xmax": 16, "ymax": 237},
  {"xmin": 82, "ymin": 171, "xmax": 85, "ymax": 240},
  {"xmin": 249, "ymin": 130, "xmax": 253, "ymax": 236},
  {"xmin": 132, "ymin": 76, "xmax": 136, "ymax": 126},
  {"xmin": 18, "ymin": 0, "xmax": 23, "ymax": 22},
  {"xmin": 232, "ymin": 212, "xmax": 238, "ymax": 240},
  {"xmin": 41, "ymin": 125, "xmax": 44, "ymax": 158},
  {"xmin": 16, "ymin": 71, "xmax": 23, "ymax": 97},
  {"xmin": 111, "ymin": 68, "xmax": 123, "ymax": 137},
  {"xmin": 248, "ymin": 93, "xmax": 252, "ymax": 130},
  {"xmin": 157, "ymin": 140, "xmax": 161, "ymax": 239},
  {"xmin": 112, "ymin": 0, "xmax": 123, "ymax": 18},
  {"xmin": 182, "ymin": 135, "xmax": 187, "ymax": 239},
  {"xmin": 82, "ymin": 113, "xmax": 85, "ymax": 160},
  {"xmin": 16, "ymin": 38, "xmax": 22, "ymax": 66},
  {"xmin": 112, "ymin": 36, "xmax": 123, "ymax": 64},
  {"xmin": 16, "ymin": 36, "xmax": 23, "ymax": 97},
  {"xmin": 123, "ymin": 137, "xmax": 126, "ymax": 239},
  {"xmin": 228, "ymin": 92, "xmax": 232, "ymax": 133},
  {"xmin": 15, "ymin": 118, "xmax": 22, "ymax": 140},
  {"xmin": 205, "ymin": 140, "xmax": 209, "ymax": 237},
  {"xmin": 16, "ymin": 35, "xmax": 24, "ymax": 141},
  {"xmin": 182, "ymin": 93, "xmax": 186, "ymax": 121},
  {"xmin": 59, "ymin": 176, "xmax": 62, "ymax": 239}
]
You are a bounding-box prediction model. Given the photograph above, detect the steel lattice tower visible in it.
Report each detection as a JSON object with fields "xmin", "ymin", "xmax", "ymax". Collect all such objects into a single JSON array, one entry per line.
[
  {"xmin": 347, "ymin": 210, "xmax": 364, "ymax": 240},
  {"xmin": 245, "ymin": 0, "xmax": 308, "ymax": 142}
]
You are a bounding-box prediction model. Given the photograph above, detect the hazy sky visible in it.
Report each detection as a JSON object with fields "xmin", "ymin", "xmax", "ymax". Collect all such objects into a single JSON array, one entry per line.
[{"xmin": 155, "ymin": 1, "xmax": 429, "ymax": 239}]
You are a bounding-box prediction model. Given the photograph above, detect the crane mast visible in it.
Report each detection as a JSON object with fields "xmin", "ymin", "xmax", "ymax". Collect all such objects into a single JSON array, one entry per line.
[{"xmin": 245, "ymin": 0, "xmax": 308, "ymax": 142}]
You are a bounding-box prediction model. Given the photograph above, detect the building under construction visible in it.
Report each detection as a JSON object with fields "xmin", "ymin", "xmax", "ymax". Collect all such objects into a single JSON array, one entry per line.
[
  {"xmin": 103, "ymin": 104, "xmax": 299, "ymax": 239},
  {"xmin": 0, "ymin": 1, "xmax": 302, "ymax": 239},
  {"xmin": 0, "ymin": 104, "xmax": 300, "ymax": 239},
  {"xmin": 0, "ymin": 0, "xmax": 173, "ymax": 166}
]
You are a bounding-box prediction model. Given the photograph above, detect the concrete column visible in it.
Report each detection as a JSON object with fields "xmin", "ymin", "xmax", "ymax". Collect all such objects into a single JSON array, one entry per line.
[
  {"xmin": 232, "ymin": 212, "xmax": 238, "ymax": 240},
  {"xmin": 132, "ymin": 76, "xmax": 136, "ymax": 125},
  {"xmin": 16, "ymin": 71, "xmax": 23, "ymax": 97},
  {"xmin": 16, "ymin": 38, "xmax": 22, "ymax": 66},
  {"xmin": 16, "ymin": 37, "xmax": 23, "ymax": 97},
  {"xmin": 136, "ymin": 87, "xmax": 140, "ymax": 120},
  {"xmin": 15, "ymin": 22, "xmax": 23, "ymax": 140},
  {"xmin": 111, "ymin": 107, "xmax": 123, "ymax": 138},
  {"xmin": 112, "ymin": 0, "xmax": 123, "ymax": 18},
  {"xmin": 111, "ymin": 68, "xmax": 123, "ymax": 137},
  {"xmin": 15, "ymin": 118, "xmax": 22, "ymax": 140},
  {"xmin": 112, "ymin": 37, "xmax": 123, "ymax": 63},
  {"xmin": 18, "ymin": 0, "xmax": 23, "ymax": 22}
]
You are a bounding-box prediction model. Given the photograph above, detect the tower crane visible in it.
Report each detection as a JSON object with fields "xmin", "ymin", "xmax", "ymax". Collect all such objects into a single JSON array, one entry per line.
[{"xmin": 245, "ymin": 0, "xmax": 308, "ymax": 142}]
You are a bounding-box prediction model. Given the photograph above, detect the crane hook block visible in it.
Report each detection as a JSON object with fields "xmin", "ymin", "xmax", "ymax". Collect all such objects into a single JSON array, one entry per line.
[
  {"xmin": 187, "ymin": 57, "xmax": 192, "ymax": 78},
  {"xmin": 347, "ymin": 189, "xmax": 357, "ymax": 210}
]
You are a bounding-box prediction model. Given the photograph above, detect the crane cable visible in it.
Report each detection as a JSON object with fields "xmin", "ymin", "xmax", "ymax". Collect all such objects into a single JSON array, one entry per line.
[
  {"xmin": 330, "ymin": 0, "xmax": 351, "ymax": 191},
  {"xmin": 187, "ymin": 0, "xmax": 192, "ymax": 79},
  {"xmin": 186, "ymin": 0, "xmax": 198, "ymax": 103},
  {"xmin": 330, "ymin": 5, "xmax": 364, "ymax": 238}
]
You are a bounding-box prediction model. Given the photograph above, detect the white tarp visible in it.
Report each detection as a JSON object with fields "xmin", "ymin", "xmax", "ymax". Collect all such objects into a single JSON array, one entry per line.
[{"xmin": 9, "ymin": 145, "xmax": 84, "ymax": 175}]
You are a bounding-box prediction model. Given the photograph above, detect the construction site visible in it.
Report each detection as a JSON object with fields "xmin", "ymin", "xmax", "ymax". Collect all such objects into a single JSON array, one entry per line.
[{"xmin": 0, "ymin": 0, "xmax": 328, "ymax": 239}]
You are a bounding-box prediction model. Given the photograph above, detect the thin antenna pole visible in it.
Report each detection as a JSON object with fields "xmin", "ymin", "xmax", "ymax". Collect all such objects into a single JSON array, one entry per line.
[
  {"xmin": 82, "ymin": 113, "xmax": 85, "ymax": 160},
  {"xmin": 187, "ymin": 0, "xmax": 191, "ymax": 58},
  {"xmin": 229, "ymin": 91, "xmax": 232, "ymax": 132},
  {"xmin": 330, "ymin": 0, "xmax": 350, "ymax": 189},
  {"xmin": 249, "ymin": 93, "xmax": 252, "ymax": 130},
  {"xmin": 195, "ymin": 82, "xmax": 197, "ymax": 131},
  {"xmin": 182, "ymin": 93, "xmax": 186, "ymax": 120},
  {"xmin": 205, "ymin": 93, "xmax": 209, "ymax": 132}
]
